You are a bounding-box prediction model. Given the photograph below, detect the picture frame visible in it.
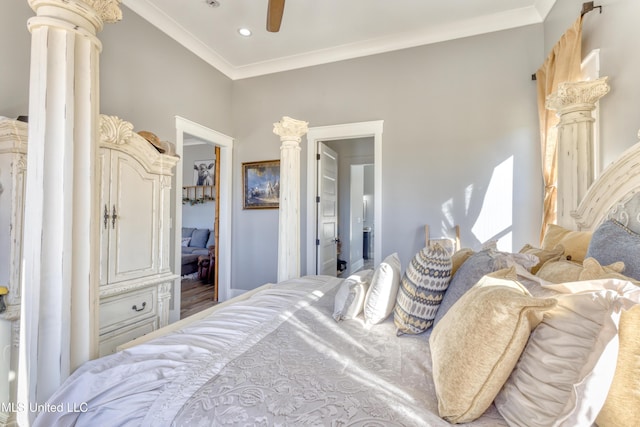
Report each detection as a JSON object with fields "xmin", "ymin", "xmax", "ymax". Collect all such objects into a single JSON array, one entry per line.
[
  {"xmin": 193, "ymin": 159, "xmax": 215, "ymax": 186},
  {"xmin": 242, "ymin": 160, "xmax": 280, "ymax": 209}
]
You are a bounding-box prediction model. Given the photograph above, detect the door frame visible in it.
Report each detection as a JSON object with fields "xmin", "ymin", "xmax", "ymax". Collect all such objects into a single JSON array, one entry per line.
[
  {"xmin": 305, "ymin": 120, "xmax": 383, "ymax": 275},
  {"xmin": 172, "ymin": 116, "xmax": 233, "ymax": 323}
]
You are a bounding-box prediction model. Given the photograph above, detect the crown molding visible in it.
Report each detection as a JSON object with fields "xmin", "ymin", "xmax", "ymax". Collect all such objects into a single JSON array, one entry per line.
[{"xmin": 124, "ymin": 0, "xmax": 556, "ymax": 81}]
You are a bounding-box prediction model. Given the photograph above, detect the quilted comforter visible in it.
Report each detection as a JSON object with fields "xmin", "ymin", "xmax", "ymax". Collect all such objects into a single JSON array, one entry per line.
[{"xmin": 34, "ymin": 275, "xmax": 507, "ymax": 427}]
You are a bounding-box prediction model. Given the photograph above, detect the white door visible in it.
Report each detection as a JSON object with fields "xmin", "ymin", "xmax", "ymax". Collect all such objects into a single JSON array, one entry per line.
[{"xmin": 317, "ymin": 142, "xmax": 339, "ymax": 276}]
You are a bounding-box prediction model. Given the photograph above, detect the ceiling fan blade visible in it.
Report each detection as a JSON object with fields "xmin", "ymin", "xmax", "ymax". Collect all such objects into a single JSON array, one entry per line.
[{"xmin": 267, "ymin": 0, "xmax": 285, "ymax": 32}]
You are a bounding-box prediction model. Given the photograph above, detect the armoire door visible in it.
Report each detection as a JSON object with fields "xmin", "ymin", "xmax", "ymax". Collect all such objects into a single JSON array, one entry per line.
[{"xmin": 100, "ymin": 149, "xmax": 159, "ymax": 285}]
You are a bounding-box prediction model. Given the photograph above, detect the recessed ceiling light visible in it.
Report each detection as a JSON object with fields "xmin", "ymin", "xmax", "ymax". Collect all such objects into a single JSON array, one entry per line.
[{"xmin": 238, "ymin": 28, "xmax": 252, "ymax": 37}]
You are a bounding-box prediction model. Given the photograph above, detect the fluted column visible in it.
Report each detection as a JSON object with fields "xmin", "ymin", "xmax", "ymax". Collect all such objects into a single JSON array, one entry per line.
[
  {"xmin": 273, "ymin": 117, "xmax": 309, "ymax": 282},
  {"xmin": 19, "ymin": 0, "xmax": 121, "ymax": 417},
  {"xmin": 546, "ymin": 77, "xmax": 610, "ymax": 228}
]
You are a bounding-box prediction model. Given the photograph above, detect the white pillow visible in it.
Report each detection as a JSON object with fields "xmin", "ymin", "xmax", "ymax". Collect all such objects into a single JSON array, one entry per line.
[
  {"xmin": 181, "ymin": 237, "xmax": 191, "ymax": 247},
  {"xmin": 495, "ymin": 278, "xmax": 640, "ymax": 427},
  {"xmin": 333, "ymin": 269, "xmax": 374, "ymax": 321},
  {"xmin": 363, "ymin": 253, "xmax": 401, "ymax": 325}
]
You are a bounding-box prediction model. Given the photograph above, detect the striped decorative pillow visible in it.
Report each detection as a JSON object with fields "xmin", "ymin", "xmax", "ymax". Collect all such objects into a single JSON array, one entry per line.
[{"xmin": 394, "ymin": 244, "xmax": 452, "ymax": 335}]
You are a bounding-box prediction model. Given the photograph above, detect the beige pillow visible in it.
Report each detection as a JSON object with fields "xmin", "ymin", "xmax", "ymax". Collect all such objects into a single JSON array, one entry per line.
[
  {"xmin": 497, "ymin": 279, "xmax": 640, "ymax": 427},
  {"xmin": 519, "ymin": 243, "xmax": 564, "ymax": 274},
  {"xmin": 450, "ymin": 248, "xmax": 474, "ymax": 278},
  {"xmin": 363, "ymin": 253, "xmax": 402, "ymax": 325},
  {"xmin": 536, "ymin": 257, "xmax": 625, "ymax": 283},
  {"xmin": 429, "ymin": 268, "xmax": 556, "ymax": 424},
  {"xmin": 580, "ymin": 258, "xmax": 629, "ymax": 281},
  {"xmin": 541, "ymin": 223, "xmax": 592, "ymax": 262}
]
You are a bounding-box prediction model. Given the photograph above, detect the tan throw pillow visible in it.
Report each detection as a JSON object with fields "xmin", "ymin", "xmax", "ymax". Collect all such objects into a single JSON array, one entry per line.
[
  {"xmin": 536, "ymin": 257, "xmax": 625, "ymax": 283},
  {"xmin": 541, "ymin": 223, "xmax": 592, "ymax": 262},
  {"xmin": 535, "ymin": 258, "xmax": 583, "ymax": 282},
  {"xmin": 429, "ymin": 268, "xmax": 556, "ymax": 424},
  {"xmin": 519, "ymin": 243, "xmax": 564, "ymax": 274},
  {"xmin": 450, "ymin": 248, "xmax": 474, "ymax": 278},
  {"xmin": 580, "ymin": 258, "xmax": 629, "ymax": 281}
]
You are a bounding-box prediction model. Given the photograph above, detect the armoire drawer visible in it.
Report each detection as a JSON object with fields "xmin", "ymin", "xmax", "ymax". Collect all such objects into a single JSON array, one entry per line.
[
  {"xmin": 99, "ymin": 287, "xmax": 157, "ymax": 334},
  {"xmin": 99, "ymin": 317, "xmax": 158, "ymax": 357}
]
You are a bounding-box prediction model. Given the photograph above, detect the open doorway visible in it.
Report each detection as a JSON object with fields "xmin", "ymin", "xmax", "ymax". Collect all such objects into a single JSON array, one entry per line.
[
  {"xmin": 180, "ymin": 142, "xmax": 218, "ymax": 318},
  {"xmin": 171, "ymin": 117, "xmax": 233, "ymax": 323},
  {"xmin": 305, "ymin": 121, "xmax": 383, "ymax": 276},
  {"xmin": 323, "ymin": 139, "xmax": 375, "ymax": 277}
]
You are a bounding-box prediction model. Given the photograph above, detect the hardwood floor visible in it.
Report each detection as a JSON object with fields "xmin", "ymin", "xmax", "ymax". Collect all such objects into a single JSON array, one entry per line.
[{"xmin": 180, "ymin": 278, "xmax": 217, "ymax": 319}]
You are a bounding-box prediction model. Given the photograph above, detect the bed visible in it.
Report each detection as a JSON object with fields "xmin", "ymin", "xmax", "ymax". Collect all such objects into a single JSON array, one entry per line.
[{"xmin": 32, "ymin": 118, "xmax": 640, "ymax": 425}]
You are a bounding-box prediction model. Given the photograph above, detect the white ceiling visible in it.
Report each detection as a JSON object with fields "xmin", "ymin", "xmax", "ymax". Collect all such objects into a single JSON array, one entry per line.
[{"xmin": 123, "ymin": 0, "xmax": 556, "ymax": 80}]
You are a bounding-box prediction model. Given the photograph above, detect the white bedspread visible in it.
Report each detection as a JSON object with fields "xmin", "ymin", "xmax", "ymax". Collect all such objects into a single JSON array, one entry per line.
[{"xmin": 34, "ymin": 275, "xmax": 507, "ymax": 426}]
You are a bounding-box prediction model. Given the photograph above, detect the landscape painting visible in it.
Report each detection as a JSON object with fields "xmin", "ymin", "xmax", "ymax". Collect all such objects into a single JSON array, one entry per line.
[{"xmin": 242, "ymin": 160, "xmax": 280, "ymax": 209}]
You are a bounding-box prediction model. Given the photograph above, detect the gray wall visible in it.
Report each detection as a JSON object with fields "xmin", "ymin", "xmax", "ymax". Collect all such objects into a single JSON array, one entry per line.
[
  {"xmin": 231, "ymin": 24, "xmax": 544, "ymax": 288},
  {"xmin": 5, "ymin": 1, "xmax": 640, "ymax": 294},
  {"xmin": 1, "ymin": 3, "xmax": 233, "ymax": 139},
  {"xmin": 0, "ymin": 0, "xmax": 32, "ymax": 119},
  {"xmin": 544, "ymin": 0, "xmax": 640, "ymax": 168},
  {"xmin": 99, "ymin": 7, "xmax": 233, "ymax": 140}
]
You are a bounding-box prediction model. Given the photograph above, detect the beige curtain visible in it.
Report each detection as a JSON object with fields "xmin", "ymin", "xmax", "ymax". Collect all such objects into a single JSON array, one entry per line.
[{"xmin": 535, "ymin": 16, "xmax": 583, "ymax": 242}]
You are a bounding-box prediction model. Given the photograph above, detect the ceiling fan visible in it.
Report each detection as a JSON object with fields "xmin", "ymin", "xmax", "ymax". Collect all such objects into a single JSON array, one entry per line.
[{"xmin": 267, "ymin": 0, "xmax": 285, "ymax": 32}]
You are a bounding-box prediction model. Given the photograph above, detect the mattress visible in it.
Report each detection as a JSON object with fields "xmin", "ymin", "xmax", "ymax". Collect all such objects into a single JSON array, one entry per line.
[{"xmin": 34, "ymin": 275, "xmax": 507, "ymax": 426}]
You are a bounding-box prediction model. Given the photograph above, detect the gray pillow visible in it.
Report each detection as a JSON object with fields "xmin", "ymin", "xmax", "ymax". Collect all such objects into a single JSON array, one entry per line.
[
  {"xmin": 189, "ymin": 228, "xmax": 210, "ymax": 248},
  {"xmin": 432, "ymin": 249, "xmax": 539, "ymax": 326},
  {"xmin": 206, "ymin": 229, "xmax": 215, "ymax": 248},
  {"xmin": 433, "ymin": 250, "xmax": 496, "ymax": 326},
  {"xmin": 182, "ymin": 227, "xmax": 196, "ymax": 238},
  {"xmin": 586, "ymin": 219, "xmax": 640, "ymax": 281}
]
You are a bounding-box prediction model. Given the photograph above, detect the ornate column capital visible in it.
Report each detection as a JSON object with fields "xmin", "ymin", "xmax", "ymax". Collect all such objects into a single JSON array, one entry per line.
[
  {"xmin": 28, "ymin": 0, "xmax": 122, "ymax": 32},
  {"xmin": 83, "ymin": 0, "xmax": 123, "ymax": 23},
  {"xmin": 546, "ymin": 77, "xmax": 610, "ymax": 114},
  {"xmin": 273, "ymin": 116, "xmax": 309, "ymax": 145}
]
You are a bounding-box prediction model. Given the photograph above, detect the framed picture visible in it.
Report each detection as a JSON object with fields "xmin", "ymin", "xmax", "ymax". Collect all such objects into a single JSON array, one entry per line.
[
  {"xmin": 242, "ymin": 160, "xmax": 280, "ymax": 209},
  {"xmin": 193, "ymin": 159, "xmax": 215, "ymax": 186}
]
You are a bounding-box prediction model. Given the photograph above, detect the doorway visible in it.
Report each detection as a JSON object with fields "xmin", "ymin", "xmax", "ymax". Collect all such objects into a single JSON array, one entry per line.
[
  {"xmin": 323, "ymin": 139, "xmax": 375, "ymax": 277},
  {"xmin": 180, "ymin": 143, "xmax": 218, "ymax": 317},
  {"xmin": 305, "ymin": 121, "xmax": 383, "ymax": 276},
  {"xmin": 171, "ymin": 117, "xmax": 233, "ymax": 323}
]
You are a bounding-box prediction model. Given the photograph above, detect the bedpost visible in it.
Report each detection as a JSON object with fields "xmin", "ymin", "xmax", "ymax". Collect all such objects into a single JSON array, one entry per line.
[
  {"xmin": 273, "ymin": 116, "xmax": 309, "ymax": 282},
  {"xmin": 18, "ymin": 0, "xmax": 122, "ymax": 421},
  {"xmin": 546, "ymin": 77, "xmax": 609, "ymax": 229}
]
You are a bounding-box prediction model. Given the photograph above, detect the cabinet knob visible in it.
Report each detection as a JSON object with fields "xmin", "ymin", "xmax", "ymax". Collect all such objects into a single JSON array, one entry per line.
[{"xmin": 132, "ymin": 302, "xmax": 146, "ymax": 312}]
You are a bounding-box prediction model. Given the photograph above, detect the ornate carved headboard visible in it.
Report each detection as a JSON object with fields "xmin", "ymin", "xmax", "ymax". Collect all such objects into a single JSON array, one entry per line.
[{"xmin": 572, "ymin": 130, "xmax": 640, "ymax": 233}]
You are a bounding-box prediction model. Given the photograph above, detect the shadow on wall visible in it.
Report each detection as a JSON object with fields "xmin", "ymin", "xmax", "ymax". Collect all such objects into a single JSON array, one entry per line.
[{"xmin": 433, "ymin": 155, "xmax": 515, "ymax": 252}]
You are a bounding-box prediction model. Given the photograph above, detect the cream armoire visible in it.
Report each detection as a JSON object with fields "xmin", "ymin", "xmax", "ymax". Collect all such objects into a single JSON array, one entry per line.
[
  {"xmin": 96, "ymin": 115, "xmax": 179, "ymax": 356},
  {"xmin": 0, "ymin": 114, "xmax": 178, "ymax": 423}
]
